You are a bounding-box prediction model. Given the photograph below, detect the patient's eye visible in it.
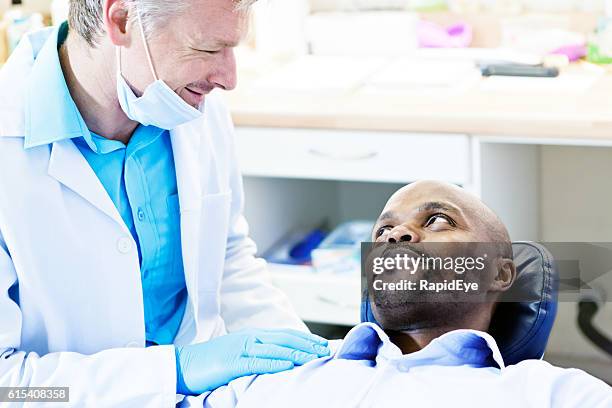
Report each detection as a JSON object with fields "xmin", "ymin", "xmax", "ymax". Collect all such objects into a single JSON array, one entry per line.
[
  {"xmin": 424, "ymin": 214, "xmax": 454, "ymax": 228},
  {"xmin": 376, "ymin": 226, "xmax": 393, "ymax": 238}
]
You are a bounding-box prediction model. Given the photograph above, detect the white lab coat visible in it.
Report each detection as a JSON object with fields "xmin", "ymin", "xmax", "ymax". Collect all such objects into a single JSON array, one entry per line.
[{"xmin": 0, "ymin": 28, "xmax": 306, "ymax": 406}]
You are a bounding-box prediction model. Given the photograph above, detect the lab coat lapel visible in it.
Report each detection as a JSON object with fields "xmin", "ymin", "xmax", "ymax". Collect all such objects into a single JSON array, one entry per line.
[
  {"xmin": 170, "ymin": 122, "xmax": 206, "ymax": 336},
  {"xmin": 47, "ymin": 139, "xmax": 128, "ymax": 232},
  {"xmin": 171, "ymin": 125, "xmax": 203, "ymax": 212}
]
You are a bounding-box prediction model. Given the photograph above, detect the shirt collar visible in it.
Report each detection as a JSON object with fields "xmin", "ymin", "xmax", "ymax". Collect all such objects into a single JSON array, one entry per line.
[
  {"xmin": 334, "ymin": 322, "xmax": 506, "ymax": 370},
  {"xmin": 24, "ymin": 22, "xmax": 92, "ymax": 149}
]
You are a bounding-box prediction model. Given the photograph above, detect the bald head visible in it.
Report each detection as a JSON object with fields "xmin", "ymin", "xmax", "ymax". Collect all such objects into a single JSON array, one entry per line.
[
  {"xmin": 369, "ymin": 180, "xmax": 516, "ymax": 335},
  {"xmin": 373, "ymin": 180, "xmax": 511, "ymax": 256}
]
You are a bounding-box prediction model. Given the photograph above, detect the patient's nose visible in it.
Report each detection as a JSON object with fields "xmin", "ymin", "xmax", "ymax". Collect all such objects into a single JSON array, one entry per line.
[{"xmin": 386, "ymin": 226, "xmax": 420, "ymax": 243}]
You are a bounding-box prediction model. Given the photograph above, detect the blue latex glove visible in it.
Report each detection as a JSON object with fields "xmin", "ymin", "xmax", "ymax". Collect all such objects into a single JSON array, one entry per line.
[{"xmin": 175, "ymin": 329, "xmax": 329, "ymax": 395}]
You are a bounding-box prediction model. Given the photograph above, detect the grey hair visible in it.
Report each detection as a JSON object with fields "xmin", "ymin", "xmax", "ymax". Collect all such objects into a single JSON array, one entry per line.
[{"xmin": 68, "ymin": 0, "xmax": 256, "ymax": 47}]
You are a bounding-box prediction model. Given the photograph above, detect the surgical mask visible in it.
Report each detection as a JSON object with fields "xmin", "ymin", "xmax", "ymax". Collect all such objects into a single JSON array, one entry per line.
[{"xmin": 116, "ymin": 13, "xmax": 203, "ymax": 130}]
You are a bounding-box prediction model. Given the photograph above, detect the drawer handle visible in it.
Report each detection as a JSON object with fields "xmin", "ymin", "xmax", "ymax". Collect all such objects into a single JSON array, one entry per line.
[
  {"xmin": 308, "ymin": 148, "xmax": 378, "ymax": 162},
  {"xmin": 316, "ymin": 295, "xmax": 358, "ymax": 310}
]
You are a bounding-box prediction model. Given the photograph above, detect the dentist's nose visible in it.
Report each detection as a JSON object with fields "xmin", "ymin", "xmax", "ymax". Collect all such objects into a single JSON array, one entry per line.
[
  {"xmin": 209, "ymin": 48, "xmax": 237, "ymax": 91},
  {"xmin": 386, "ymin": 225, "xmax": 420, "ymax": 243}
]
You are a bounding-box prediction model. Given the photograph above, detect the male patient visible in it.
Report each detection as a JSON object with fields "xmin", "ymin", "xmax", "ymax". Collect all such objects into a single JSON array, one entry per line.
[{"xmin": 182, "ymin": 180, "xmax": 611, "ymax": 407}]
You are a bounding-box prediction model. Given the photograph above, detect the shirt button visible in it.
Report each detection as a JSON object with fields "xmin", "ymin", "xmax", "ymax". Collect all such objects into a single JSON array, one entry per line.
[
  {"xmin": 137, "ymin": 208, "xmax": 145, "ymax": 222},
  {"xmin": 117, "ymin": 237, "xmax": 133, "ymax": 254},
  {"xmin": 397, "ymin": 364, "xmax": 410, "ymax": 373}
]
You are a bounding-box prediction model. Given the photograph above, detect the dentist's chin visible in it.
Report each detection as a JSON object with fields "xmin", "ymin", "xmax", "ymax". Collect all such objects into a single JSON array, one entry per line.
[{"xmin": 180, "ymin": 87, "xmax": 207, "ymax": 108}]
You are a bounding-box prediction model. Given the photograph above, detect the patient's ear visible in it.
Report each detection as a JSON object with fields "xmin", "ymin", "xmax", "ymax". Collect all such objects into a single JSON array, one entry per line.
[{"xmin": 490, "ymin": 258, "xmax": 516, "ymax": 293}]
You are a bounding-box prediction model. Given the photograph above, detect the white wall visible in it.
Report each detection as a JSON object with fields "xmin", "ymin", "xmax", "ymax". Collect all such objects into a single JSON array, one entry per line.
[
  {"xmin": 541, "ymin": 145, "xmax": 612, "ymax": 241},
  {"xmin": 540, "ymin": 145, "xmax": 612, "ymax": 382},
  {"xmin": 477, "ymin": 142, "xmax": 540, "ymax": 242}
]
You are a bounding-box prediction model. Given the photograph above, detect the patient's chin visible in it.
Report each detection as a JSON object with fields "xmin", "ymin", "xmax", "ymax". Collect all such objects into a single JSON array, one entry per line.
[
  {"xmin": 373, "ymin": 301, "xmax": 471, "ymax": 332},
  {"xmin": 371, "ymin": 280, "xmax": 470, "ymax": 310}
]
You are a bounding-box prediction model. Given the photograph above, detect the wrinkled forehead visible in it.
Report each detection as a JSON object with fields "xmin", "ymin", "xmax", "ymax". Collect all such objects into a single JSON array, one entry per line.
[
  {"xmin": 381, "ymin": 183, "xmax": 474, "ymax": 218},
  {"xmin": 170, "ymin": 0, "xmax": 250, "ymax": 46}
]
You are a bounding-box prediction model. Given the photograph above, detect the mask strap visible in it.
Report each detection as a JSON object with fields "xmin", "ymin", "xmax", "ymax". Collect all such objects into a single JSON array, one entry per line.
[
  {"xmin": 116, "ymin": 46, "xmax": 122, "ymax": 74},
  {"xmin": 136, "ymin": 10, "xmax": 159, "ymax": 81}
]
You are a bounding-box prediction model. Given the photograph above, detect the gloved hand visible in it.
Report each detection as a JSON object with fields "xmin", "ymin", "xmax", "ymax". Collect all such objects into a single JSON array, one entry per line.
[{"xmin": 175, "ymin": 328, "xmax": 330, "ymax": 395}]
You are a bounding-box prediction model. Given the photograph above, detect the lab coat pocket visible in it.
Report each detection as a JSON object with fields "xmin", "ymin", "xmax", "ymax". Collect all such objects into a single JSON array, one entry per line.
[{"xmin": 197, "ymin": 191, "xmax": 232, "ymax": 295}]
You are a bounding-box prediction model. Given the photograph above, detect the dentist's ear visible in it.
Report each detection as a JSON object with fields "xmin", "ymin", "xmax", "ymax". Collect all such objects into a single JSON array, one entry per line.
[
  {"xmin": 104, "ymin": 0, "xmax": 131, "ymax": 47},
  {"xmin": 490, "ymin": 258, "xmax": 516, "ymax": 293}
]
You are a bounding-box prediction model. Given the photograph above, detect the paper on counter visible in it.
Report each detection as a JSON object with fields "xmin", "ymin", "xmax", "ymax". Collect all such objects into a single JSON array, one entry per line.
[{"xmin": 361, "ymin": 57, "xmax": 481, "ymax": 96}]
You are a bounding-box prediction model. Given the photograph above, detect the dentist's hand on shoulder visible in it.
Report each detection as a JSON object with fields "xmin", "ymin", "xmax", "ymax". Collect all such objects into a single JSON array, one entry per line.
[{"xmin": 175, "ymin": 328, "xmax": 330, "ymax": 395}]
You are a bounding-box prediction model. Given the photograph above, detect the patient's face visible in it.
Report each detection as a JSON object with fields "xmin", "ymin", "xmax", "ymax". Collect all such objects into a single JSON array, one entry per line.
[{"xmin": 368, "ymin": 180, "xmax": 514, "ymax": 331}]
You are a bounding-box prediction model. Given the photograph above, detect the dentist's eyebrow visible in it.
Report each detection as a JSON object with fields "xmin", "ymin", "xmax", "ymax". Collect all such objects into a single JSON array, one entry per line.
[
  {"xmin": 202, "ymin": 36, "xmax": 241, "ymax": 48},
  {"xmin": 215, "ymin": 40, "xmax": 240, "ymax": 48}
]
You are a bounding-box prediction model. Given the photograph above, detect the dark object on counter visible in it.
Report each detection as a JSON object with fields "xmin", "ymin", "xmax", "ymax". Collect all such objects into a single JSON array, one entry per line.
[{"xmin": 480, "ymin": 64, "xmax": 559, "ymax": 78}]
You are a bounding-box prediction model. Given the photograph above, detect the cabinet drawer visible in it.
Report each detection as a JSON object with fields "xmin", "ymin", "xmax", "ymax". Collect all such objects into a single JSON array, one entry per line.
[
  {"xmin": 235, "ymin": 127, "xmax": 470, "ymax": 184},
  {"xmin": 269, "ymin": 264, "xmax": 361, "ymax": 326}
]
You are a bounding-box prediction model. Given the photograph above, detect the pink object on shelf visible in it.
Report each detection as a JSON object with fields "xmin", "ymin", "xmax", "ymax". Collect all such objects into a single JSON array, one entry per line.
[
  {"xmin": 417, "ymin": 20, "xmax": 473, "ymax": 48},
  {"xmin": 549, "ymin": 44, "xmax": 587, "ymax": 62}
]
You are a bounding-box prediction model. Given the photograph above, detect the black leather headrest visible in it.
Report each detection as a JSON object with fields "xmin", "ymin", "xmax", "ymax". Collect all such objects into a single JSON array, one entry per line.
[{"xmin": 361, "ymin": 242, "xmax": 559, "ymax": 365}]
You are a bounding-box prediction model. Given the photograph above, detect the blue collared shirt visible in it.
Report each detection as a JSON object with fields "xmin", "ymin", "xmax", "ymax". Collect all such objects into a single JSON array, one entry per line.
[
  {"xmin": 24, "ymin": 22, "xmax": 187, "ymax": 346},
  {"xmin": 183, "ymin": 322, "xmax": 612, "ymax": 408}
]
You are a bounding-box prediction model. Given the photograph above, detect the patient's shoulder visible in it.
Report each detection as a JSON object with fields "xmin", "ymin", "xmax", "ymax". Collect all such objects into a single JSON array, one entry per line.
[
  {"xmin": 504, "ymin": 359, "xmax": 593, "ymax": 378},
  {"xmin": 503, "ymin": 359, "xmax": 611, "ymax": 400},
  {"xmin": 328, "ymin": 339, "xmax": 344, "ymax": 355}
]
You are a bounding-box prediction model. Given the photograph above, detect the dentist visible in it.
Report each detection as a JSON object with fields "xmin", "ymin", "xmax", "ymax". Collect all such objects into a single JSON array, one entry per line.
[{"xmin": 0, "ymin": 0, "xmax": 328, "ymax": 405}]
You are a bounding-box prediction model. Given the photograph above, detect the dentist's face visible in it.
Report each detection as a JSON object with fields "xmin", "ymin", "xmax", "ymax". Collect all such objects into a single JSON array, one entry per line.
[{"xmin": 120, "ymin": 0, "xmax": 247, "ymax": 107}]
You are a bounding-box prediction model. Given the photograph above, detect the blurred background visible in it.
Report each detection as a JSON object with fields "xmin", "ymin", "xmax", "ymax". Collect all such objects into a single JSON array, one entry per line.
[{"xmin": 1, "ymin": 0, "xmax": 611, "ymax": 384}]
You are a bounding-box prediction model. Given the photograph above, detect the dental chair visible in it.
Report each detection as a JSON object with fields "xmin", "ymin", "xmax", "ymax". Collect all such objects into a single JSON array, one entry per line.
[{"xmin": 361, "ymin": 242, "xmax": 559, "ymax": 366}]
